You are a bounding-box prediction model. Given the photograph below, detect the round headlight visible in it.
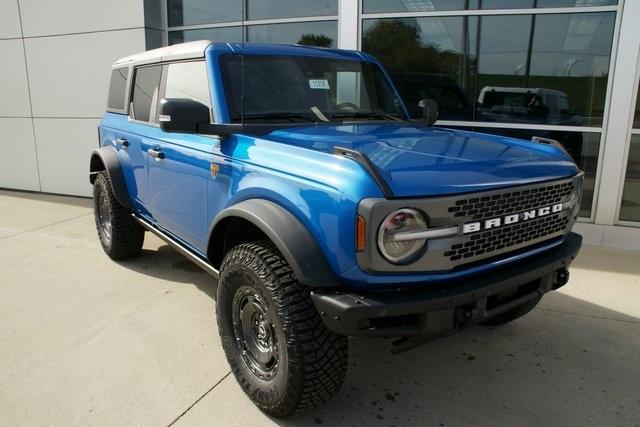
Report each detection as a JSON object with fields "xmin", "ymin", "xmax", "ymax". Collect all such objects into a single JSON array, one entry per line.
[{"xmin": 378, "ymin": 208, "xmax": 427, "ymax": 264}]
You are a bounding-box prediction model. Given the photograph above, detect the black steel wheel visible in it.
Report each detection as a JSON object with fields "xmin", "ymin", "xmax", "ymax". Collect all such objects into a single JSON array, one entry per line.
[
  {"xmin": 92, "ymin": 171, "xmax": 144, "ymax": 260},
  {"xmin": 232, "ymin": 286, "xmax": 281, "ymax": 381},
  {"xmin": 217, "ymin": 240, "xmax": 348, "ymax": 417},
  {"xmin": 95, "ymin": 183, "xmax": 113, "ymax": 246}
]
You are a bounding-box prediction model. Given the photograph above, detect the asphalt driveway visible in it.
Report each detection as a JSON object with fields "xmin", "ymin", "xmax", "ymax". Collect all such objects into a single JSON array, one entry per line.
[{"xmin": 1, "ymin": 190, "xmax": 639, "ymax": 426}]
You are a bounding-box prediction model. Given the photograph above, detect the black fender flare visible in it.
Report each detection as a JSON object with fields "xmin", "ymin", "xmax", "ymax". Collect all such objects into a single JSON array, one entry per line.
[
  {"xmin": 210, "ymin": 199, "xmax": 339, "ymax": 288},
  {"xmin": 89, "ymin": 146, "xmax": 132, "ymax": 209}
]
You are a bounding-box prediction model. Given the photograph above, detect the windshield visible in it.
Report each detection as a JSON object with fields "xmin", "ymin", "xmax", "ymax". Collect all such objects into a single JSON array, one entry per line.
[{"xmin": 219, "ymin": 54, "xmax": 407, "ymax": 123}]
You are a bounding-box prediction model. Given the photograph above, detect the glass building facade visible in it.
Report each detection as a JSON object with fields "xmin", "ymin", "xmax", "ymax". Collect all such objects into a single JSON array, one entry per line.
[
  {"xmin": 167, "ymin": 0, "xmax": 338, "ymax": 46},
  {"xmin": 619, "ymin": 83, "xmax": 640, "ymax": 222},
  {"xmin": 164, "ymin": 0, "xmax": 640, "ymax": 230}
]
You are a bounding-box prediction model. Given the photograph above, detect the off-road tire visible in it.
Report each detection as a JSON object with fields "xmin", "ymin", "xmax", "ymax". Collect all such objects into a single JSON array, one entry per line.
[
  {"xmin": 92, "ymin": 171, "xmax": 144, "ymax": 260},
  {"xmin": 216, "ymin": 240, "xmax": 348, "ymax": 417},
  {"xmin": 481, "ymin": 295, "xmax": 543, "ymax": 326}
]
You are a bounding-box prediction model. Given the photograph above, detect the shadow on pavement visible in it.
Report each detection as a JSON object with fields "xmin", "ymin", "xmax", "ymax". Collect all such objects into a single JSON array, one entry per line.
[
  {"xmin": 287, "ymin": 293, "xmax": 640, "ymax": 426},
  {"xmin": 116, "ymin": 242, "xmax": 640, "ymax": 425},
  {"xmin": 116, "ymin": 243, "xmax": 218, "ymax": 301}
]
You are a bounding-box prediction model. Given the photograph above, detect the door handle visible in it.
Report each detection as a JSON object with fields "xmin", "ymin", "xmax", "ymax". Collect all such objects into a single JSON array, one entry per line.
[
  {"xmin": 148, "ymin": 148, "xmax": 165, "ymax": 159},
  {"xmin": 115, "ymin": 138, "xmax": 129, "ymax": 147}
]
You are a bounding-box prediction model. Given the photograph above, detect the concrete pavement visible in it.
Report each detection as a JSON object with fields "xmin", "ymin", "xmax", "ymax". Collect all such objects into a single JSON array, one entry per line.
[{"xmin": 0, "ymin": 189, "xmax": 639, "ymax": 426}]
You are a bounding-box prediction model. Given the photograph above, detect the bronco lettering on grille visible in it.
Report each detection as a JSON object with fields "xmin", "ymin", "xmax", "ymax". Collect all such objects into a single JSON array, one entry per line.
[{"xmin": 462, "ymin": 203, "xmax": 564, "ymax": 234}]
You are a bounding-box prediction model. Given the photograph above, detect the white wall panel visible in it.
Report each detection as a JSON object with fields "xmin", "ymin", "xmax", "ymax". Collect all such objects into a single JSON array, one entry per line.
[
  {"xmin": 0, "ymin": 0, "xmax": 22, "ymax": 39},
  {"xmin": 18, "ymin": 0, "xmax": 144, "ymax": 37},
  {"xmin": 33, "ymin": 118, "xmax": 100, "ymax": 196},
  {"xmin": 0, "ymin": 39, "xmax": 32, "ymax": 117},
  {"xmin": 0, "ymin": 118, "xmax": 40, "ymax": 191},
  {"xmin": 24, "ymin": 28, "xmax": 147, "ymax": 118}
]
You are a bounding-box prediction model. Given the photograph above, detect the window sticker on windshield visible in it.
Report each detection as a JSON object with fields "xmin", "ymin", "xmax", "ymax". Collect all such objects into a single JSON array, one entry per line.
[{"xmin": 309, "ymin": 79, "xmax": 330, "ymax": 90}]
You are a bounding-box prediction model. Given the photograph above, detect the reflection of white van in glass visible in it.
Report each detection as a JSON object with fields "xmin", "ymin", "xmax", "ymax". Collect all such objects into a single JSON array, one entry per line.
[{"xmin": 477, "ymin": 87, "xmax": 579, "ymax": 125}]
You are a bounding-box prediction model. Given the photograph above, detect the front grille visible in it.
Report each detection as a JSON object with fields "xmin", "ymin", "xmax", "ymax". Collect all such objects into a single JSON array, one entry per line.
[
  {"xmin": 447, "ymin": 181, "xmax": 574, "ymax": 221},
  {"xmin": 357, "ymin": 173, "xmax": 582, "ymax": 274},
  {"xmin": 442, "ymin": 180, "xmax": 577, "ymax": 264},
  {"xmin": 444, "ymin": 215, "xmax": 569, "ymax": 261}
]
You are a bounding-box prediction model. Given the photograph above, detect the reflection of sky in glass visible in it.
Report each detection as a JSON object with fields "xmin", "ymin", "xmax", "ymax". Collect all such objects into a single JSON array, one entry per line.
[
  {"xmin": 246, "ymin": 21, "xmax": 337, "ymax": 47},
  {"xmin": 532, "ymin": 13, "xmax": 614, "ymax": 77},
  {"xmin": 562, "ymin": 14, "xmax": 603, "ymax": 51},
  {"xmin": 401, "ymin": 0, "xmax": 437, "ymax": 12},
  {"xmin": 478, "ymin": 15, "xmax": 531, "ymax": 76},
  {"xmin": 168, "ymin": 0, "xmax": 241, "ymax": 27},
  {"xmin": 370, "ymin": 0, "xmax": 467, "ymax": 12},
  {"xmin": 363, "ymin": 0, "xmax": 617, "ymax": 13},
  {"xmin": 416, "ymin": 18, "xmax": 459, "ymax": 52},
  {"xmin": 168, "ymin": 26, "xmax": 242, "ymax": 44},
  {"xmin": 246, "ymin": 0, "xmax": 338, "ymax": 20}
]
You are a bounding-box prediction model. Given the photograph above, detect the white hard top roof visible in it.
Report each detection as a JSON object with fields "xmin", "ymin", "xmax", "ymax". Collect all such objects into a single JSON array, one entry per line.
[{"xmin": 113, "ymin": 40, "xmax": 212, "ymax": 68}]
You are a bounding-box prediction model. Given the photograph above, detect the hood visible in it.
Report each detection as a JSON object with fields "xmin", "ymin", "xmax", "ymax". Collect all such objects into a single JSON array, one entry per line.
[{"xmin": 264, "ymin": 123, "xmax": 580, "ymax": 197}]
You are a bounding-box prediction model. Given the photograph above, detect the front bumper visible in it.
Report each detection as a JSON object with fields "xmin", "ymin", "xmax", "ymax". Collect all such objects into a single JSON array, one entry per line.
[{"xmin": 311, "ymin": 232, "xmax": 582, "ymax": 338}]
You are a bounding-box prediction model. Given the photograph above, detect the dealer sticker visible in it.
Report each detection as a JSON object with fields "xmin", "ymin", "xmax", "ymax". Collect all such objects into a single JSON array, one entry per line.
[{"xmin": 309, "ymin": 79, "xmax": 330, "ymax": 90}]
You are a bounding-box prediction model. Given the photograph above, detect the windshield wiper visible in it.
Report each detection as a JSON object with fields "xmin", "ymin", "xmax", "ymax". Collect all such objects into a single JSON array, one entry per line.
[
  {"xmin": 237, "ymin": 112, "xmax": 317, "ymax": 122},
  {"xmin": 331, "ymin": 111, "xmax": 404, "ymax": 122}
]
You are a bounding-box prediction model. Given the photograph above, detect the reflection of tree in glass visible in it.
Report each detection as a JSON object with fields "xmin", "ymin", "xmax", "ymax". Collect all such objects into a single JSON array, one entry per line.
[
  {"xmin": 362, "ymin": 20, "xmax": 476, "ymax": 120},
  {"xmin": 297, "ymin": 34, "xmax": 332, "ymax": 48},
  {"xmin": 362, "ymin": 20, "xmax": 471, "ymax": 77}
]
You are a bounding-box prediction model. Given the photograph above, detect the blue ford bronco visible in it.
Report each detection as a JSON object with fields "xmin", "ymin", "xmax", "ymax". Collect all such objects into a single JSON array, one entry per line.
[{"xmin": 91, "ymin": 41, "xmax": 583, "ymax": 416}]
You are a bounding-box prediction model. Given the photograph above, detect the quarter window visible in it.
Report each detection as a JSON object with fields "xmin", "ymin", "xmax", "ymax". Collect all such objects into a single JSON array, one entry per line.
[
  {"xmin": 164, "ymin": 61, "xmax": 212, "ymax": 119},
  {"xmin": 107, "ymin": 67, "xmax": 129, "ymax": 111},
  {"xmin": 131, "ymin": 65, "xmax": 163, "ymax": 123}
]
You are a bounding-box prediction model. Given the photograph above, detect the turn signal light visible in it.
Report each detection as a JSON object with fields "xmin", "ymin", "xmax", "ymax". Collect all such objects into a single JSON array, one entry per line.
[{"xmin": 356, "ymin": 215, "xmax": 366, "ymax": 252}]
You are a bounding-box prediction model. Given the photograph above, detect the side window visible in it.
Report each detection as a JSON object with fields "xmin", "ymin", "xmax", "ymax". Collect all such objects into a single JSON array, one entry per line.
[
  {"xmin": 164, "ymin": 61, "xmax": 212, "ymax": 120},
  {"xmin": 131, "ymin": 65, "xmax": 163, "ymax": 123},
  {"xmin": 107, "ymin": 67, "xmax": 129, "ymax": 111}
]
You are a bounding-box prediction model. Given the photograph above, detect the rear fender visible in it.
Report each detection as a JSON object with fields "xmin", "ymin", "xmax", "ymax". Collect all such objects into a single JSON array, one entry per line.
[{"xmin": 89, "ymin": 146, "xmax": 132, "ymax": 209}]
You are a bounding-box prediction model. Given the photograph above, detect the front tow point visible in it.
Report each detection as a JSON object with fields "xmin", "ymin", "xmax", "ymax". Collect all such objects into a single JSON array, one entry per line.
[{"xmin": 554, "ymin": 269, "xmax": 570, "ymax": 290}]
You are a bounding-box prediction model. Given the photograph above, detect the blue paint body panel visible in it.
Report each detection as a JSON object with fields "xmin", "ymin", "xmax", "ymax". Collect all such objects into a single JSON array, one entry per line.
[{"xmin": 99, "ymin": 43, "xmax": 580, "ymax": 289}]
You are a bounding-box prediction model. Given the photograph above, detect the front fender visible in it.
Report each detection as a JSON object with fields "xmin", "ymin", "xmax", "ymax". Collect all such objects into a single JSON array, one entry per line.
[
  {"xmin": 89, "ymin": 146, "xmax": 131, "ymax": 209},
  {"xmin": 210, "ymin": 199, "xmax": 339, "ymax": 288}
]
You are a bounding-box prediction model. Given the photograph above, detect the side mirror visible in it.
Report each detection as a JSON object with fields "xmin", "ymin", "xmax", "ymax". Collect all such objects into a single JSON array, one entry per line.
[
  {"xmin": 418, "ymin": 99, "xmax": 438, "ymax": 127},
  {"xmin": 158, "ymin": 98, "xmax": 210, "ymax": 133}
]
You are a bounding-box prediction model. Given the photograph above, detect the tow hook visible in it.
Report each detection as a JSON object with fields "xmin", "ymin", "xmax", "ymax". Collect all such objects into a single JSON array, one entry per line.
[
  {"xmin": 553, "ymin": 268, "xmax": 570, "ymax": 289},
  {"xmin": 454, "ymin": 304, "xmax": 475, "ymax": 328}
]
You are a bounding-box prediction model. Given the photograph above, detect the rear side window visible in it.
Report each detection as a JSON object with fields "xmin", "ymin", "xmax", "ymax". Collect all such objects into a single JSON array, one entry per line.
[
  {"xmin": 131, "ymin": 65, "xmax": 163, "ymax": 123},
  {"xmin": 164, "ymin": 61, "xmax": 212, "ymax": 117},
  {"xmin": 107, "ymin": 67, "xmax": 128, "ymax": 111}
]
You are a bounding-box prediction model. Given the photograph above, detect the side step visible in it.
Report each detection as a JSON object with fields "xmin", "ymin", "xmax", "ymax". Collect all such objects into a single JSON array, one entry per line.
[{"xmin": 132, "ymin": 214, "xmax": 220, "ymax": 278}]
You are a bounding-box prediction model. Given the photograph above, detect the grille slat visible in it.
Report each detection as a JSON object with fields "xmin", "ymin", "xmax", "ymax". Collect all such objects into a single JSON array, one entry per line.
[
  {"xmin": 443, "ymin": 181, "xmax": 575, "ymax": 264},
  {"xmin": 448, "ymin": 181, "xmax": 574, "ymax": 221}
]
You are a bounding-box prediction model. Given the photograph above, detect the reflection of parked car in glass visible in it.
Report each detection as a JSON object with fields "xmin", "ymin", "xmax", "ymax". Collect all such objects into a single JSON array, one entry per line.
[
  {"xmin": 392, "ymin": 73, "xmax": 474, "ymax": 120},
  {"xmin": 478, "ymin": 87, "xmax": 582, "ymax": 126}
]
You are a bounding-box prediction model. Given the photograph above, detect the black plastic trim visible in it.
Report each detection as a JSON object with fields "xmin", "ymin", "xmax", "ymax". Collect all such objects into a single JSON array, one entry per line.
[
  {"xmin": 89, "ymin": 146, "xmax": 132, "ymax": 209},
  {"xmin": 333, "ymin": 146, "xmax": 393, "ymax": 198},
  {"xmin": 311, "ymin": 232, "xmax": 582, "ymax": 337},
  {"xmin": 209, "ymin": 199, "xmax": 338, "ymax": 288}
]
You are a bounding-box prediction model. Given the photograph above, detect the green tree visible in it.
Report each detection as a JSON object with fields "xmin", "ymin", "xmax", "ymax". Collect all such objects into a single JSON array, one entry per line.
[
  {"xmin": 361, "ymin": 20, "xmax": 465, "ymax": 76},
  {"xmin": 297, "ymin": 34, "xmax": 333, "ymax": 48}
]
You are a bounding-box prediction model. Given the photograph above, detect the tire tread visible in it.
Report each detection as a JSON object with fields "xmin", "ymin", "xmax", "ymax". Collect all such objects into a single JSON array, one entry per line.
[
  {"xmin": 93, "ymin": 171, "xmax": 144, "ymax": 260},
  {"xmin": 218, "ymin": 240, "xmax": 348, "ymax": 417}
]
